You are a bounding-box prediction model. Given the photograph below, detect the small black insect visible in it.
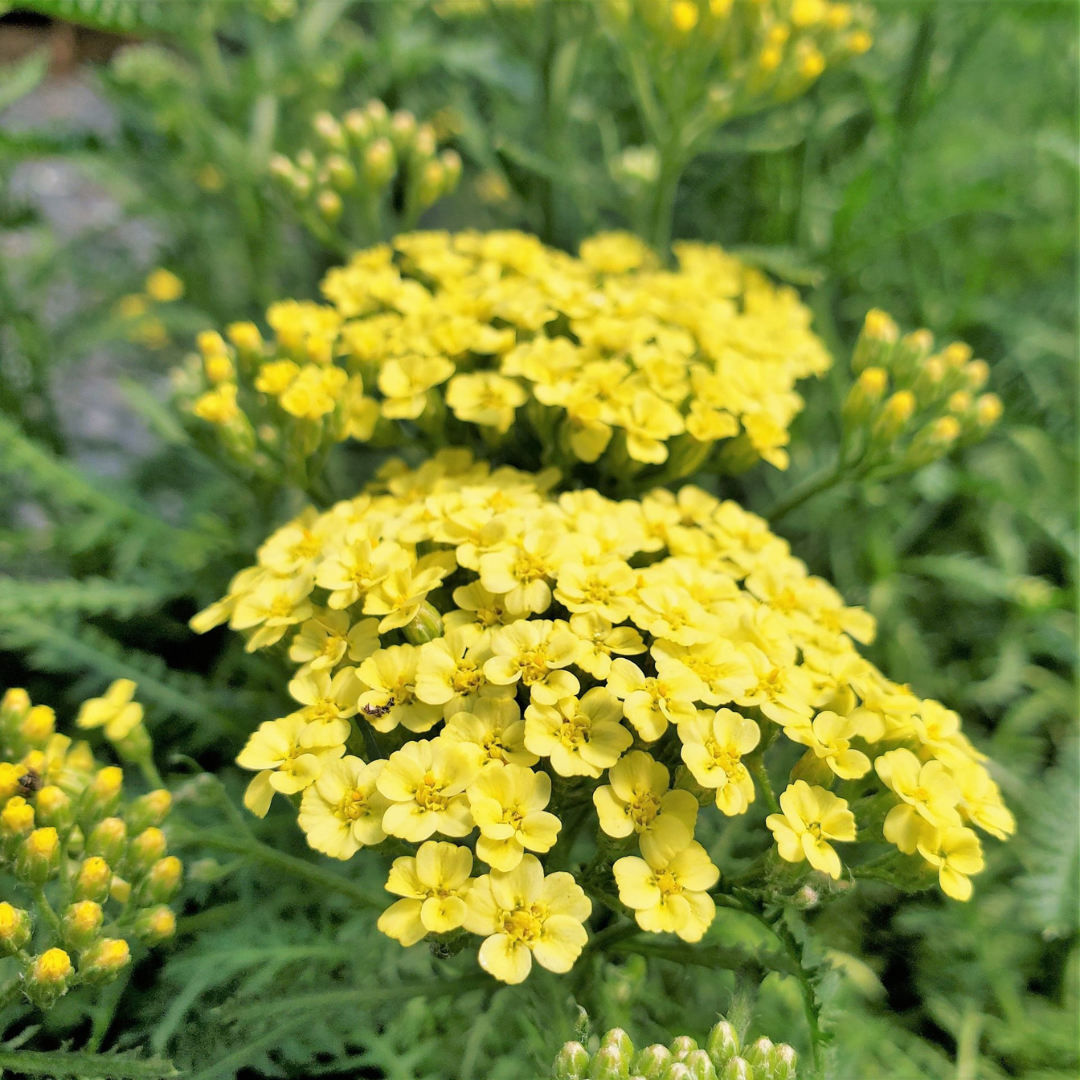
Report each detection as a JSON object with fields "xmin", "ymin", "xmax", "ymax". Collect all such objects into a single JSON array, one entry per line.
[
  {"xmin": 17, "ymin": 769, "xmax": 42, "ymax": 795},
  {"xmin": 361, "ymin": 702, "xmax": 392, "ymax": 719}
]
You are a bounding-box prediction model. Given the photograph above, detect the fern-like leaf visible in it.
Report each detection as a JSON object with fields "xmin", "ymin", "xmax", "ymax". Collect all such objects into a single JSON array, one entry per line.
[
  {"xmin": 13, "ymin": 0, "xmax": 188, "ymax": 37},
  {"xmin": 0, "ymin": 575, "xmax": 161, "ymax": 618}
]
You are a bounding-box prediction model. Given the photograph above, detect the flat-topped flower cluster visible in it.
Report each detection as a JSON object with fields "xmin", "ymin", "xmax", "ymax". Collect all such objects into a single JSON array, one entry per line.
[
  {"xmin": 192, "ymin": 450, "xmax": 1012, "ymax": 985},
  {"xmin": 177, "ymin": 230, "xmax": 831, "ymax": 487}
]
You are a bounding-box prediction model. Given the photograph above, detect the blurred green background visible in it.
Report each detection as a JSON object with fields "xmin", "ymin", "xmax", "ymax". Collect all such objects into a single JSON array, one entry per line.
[{"xmin": 0, "ymin": 1, "xmax": 1075, "ymax": 1076}]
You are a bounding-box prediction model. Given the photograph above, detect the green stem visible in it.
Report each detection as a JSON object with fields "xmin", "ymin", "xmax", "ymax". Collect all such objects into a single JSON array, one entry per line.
[
  {"xmin": 0, "ymin": 980, "xmax": 23, "ymax": 1012},
  {"xmin": 773, "ymin": 918, "xmax": 828, "ymax": 1080},
  {"xmin": 746, "ymin": 755, "xmax": 780, "ymax": 816},
  {"xmin": 764, "ymin": 461, "xmax": 846, "ymax": 523},
  {"xmin": 171, "ymin": 825, "xmax": 383, "ymax": 909},
  {"xmin": 33, "ymin": 886, "xmax": 62, "ymax": 941}
]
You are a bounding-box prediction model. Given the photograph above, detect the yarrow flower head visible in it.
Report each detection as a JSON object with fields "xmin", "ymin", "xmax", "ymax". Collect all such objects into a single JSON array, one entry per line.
[
  {"xmin": 197, "ymin": 449, "xmax": 1012, "ymax": 984},
  {"xmin": 176, "ymin": 230, "xmax": 834, "ymax": 492},
  {"xmin": 0, "ymin": 686, "xmax": 180, "ymax": 1010}
]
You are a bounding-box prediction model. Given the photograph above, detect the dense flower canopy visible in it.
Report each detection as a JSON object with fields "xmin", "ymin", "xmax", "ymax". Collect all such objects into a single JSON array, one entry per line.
[
  {"xmin": 179, "ymin": 230, "xmax": 832, "ymax": 485},
  {"xmin": 193, "ymin": 450, "xmax": 1013, "ymax": 984}
]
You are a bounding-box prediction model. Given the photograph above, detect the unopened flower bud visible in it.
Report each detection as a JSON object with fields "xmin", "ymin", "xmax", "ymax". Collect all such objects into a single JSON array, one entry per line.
[
  {"xmin": 79, "ymin": 937, "xmax": 131, "ymax": 983},
  {"xmin": 942, "ymin": 341, "xmax": 972, "ymax": 368},
  {"xmin": 1, "ymin": 795, "xmax": 35, "ymax": 840},
  {"xmin": 83, "ymin": 766, "xmax": 124, "ymax": 822},
  {"xmin": 873, "ymin": 390, "xmax": 916, "ymax": 441},
  {"xmin": 842, "ymin": 366, "xmax": 888, "ymax": 426},
  {"xmin": 852, "ymin": 309, "xmax": 899, "ymax": 373},
  {"xmin": 721, "ymin": 1057, "xmax": 753, "ymax": 1080},
  {"xmin": 770, "ymin": 1043, "xmax": 798, "ymax": 1080},
  {"xmin": 906, "ymin": 415, "xmax": 962, "ymax": 467},
  {"xmin": 633, "ymin": 1045, "xmax": 673, "ymax": 1078},
  {"xmin": 74, "ymin": 856, "xmax": 113, "ymax": 902},
  {"xmin": 126, "ymin": 790, "xmax": 172, "ymax": 835},
  {"xmin": 365, "ymin": 98, "xmax": 389, "ymax": 130},
  {"xmin": 947, "ymin": 390, "xmax": 972, "ymax": 415},
  {"xmin": 226, "ymin": 322, "xmax": 263, "ymax": 358},
  {"xmin": 962, "ymin": 359, "xmax": 989, "ymax": 390},
  {"xmin": 975, "ymin": 393, "xmax": 1002, "ymax": 428},
  {"xmin": 440, "ymin": 149, "xmax": 462, "ymax": 192},
  {"xmin": 670, "ymin": 1036, "xmax": 699, "ymax": 1061},
  {"xmin": 403, "ymin": 601, "xmax": 444, "ymax": 645},
  {"xmin": 17, "ymin": 826, "xmax": 60, "ymax": 884},
  {"xmin": 143, "ymin": 855, "xmax": 183, "ymax": 903},
  {"xmin": 111, "ymin": 875, "xmax": 132, "ymax": 904},
  {"xmin": 744, "ymin": 1038, "xmax": 773, "ymax": 1074},
  {"xmin": 325, "ymin": 153, "xmax": 357, "ymax": 192},
  {"xmin": 0, "ymin": 762, "xmax": 22, "ymax": 799},
  {"xmin": 87, "ymin": 816, "xmax": 128, "ymax": 865},
  {"xmin": 267, "ymin": 152, "xmax": 296, "ymax": 185},
  {"xmin": 553, "ymin": 1042, "xmax": 591, "ymax": 1080},
  {"xmin": 364, "ymin": 137, "xmax": 396, "ymax": 189},
  {"xmin": 23, "ymin": 947, "xmax": 72, "ymax": 1007},
  {"xmin": 661, "ymin": 1065, "xmax": 692, "ymax": 1080},
  {"xmin": 66, "ymin": 740, "xmax": 96, "ymax": 777},
  {"xmin": 133, "ymin": 904, "xmax": 176, "ymax": 945},
  {"xmin": 414, "ymin": 124, "xmax": 437, "ymax": 159},
  {"xmin": 390, "ymin": 109, "xmax": 417, "ymax": 150},
  {"xmin": 34, "ymin": 785, "xmax": 72, "ymax": 829},
  {"xmin": 684, "ymin": 1049, "xmax": 718, "ymax": 1080},
  {"xmin": 584, "ymin": 1047, "xmax": 623, "ymax": 1079},
  {"xmin": 62, "ymin": 900, "xmax": 104, "ymax": 950},
  {"xmin": 1, "ymin": 687, "xmax": 31, "ymax": 731},
  {"xmin": 343, "ymin": 108, "xmax": 371, "ymax": 143},
  {"xmin": 706, "ymin": 1020, "xmax": 740, "ymax": 1069},
  {"xmin": 21, "ymin": 705, "xmax": 55, "ymax": 748},
  {"xmin": 600, "ymin": 1028, "xmax": 634, "ymax": 1062},
  {"xmin": 892, "ymin": 328, "xmax": 934, "ymax": 382},
  {"xmin": 0, "ymin": 902, "xmax": 32, "ymax": 955},
  {"xmin": 416, "ymin": 159, "xmax": 446, "ymax": 210},
  {"xmin": 847, "ymin": 28, "xmax": 873, "ymax": 53},
  {"xmin": 316, "ymin": 189, "xmax": 343, "ymax": 224},
  {"xmin": 127, "ymin": 826, "xmax": 168, "ymax": 877},
  {"xmin": 312, "ymin": 111, "xmax": 345, "ymax": 150}
]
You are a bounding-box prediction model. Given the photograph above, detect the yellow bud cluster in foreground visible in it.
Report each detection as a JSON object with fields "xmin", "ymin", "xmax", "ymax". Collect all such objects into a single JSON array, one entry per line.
[
  {"xmin": 177, "ymin": 231, "xmax": 831, "ymax": 486},
  {"xmin": 194, "ymin": 450, "xmax": 1013, "ymax": 984},
  {"xmin": 0, "ymin": 686, "xmax": 180, "ymax": 1009}
]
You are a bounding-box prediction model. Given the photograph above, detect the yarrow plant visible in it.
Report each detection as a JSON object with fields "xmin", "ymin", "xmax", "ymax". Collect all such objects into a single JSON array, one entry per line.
[
  {"xmin": 0, "ymin": 686, "xmax": 180, "ymax": 1010},
  {"xmin": 191, "ymin": 441, "xmax": 1013, "ymax": 985},
  {"xmin": 175, "ymin": 229, "xmax": 831, "ymax": 493}
]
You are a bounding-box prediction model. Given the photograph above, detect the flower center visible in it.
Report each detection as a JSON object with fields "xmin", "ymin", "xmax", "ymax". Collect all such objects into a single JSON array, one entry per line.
[
  {"xmin": 654, "ymin": 870, "xmax": 682, "ymax": 896},
  {"xmin": 451, "ymin": 661, "xmax": 482, "ymax": 694},
  {"xmin": 337, "ymin": 788, "xmax": 367, "ymax": 821},
  {"xmin": 502, "ymin": 903, "xmax": 546, "ymax": 943},
  {"xmin": 517, "ymin": 648, "xmax": 550, "ymax": 685},
  {"xmin": 415, "ymin": 772, "xmax": 449, "ymax": 811},
  {"xmin": 557, "ymin": 711, "xmax": 590, "ymax": 749},
  {"xmin": 269, "ymin": 596, "xmax": 294, "ymax": 619},
  {"xmin": 290, "ymin": 531, "xmax": 321, "ymax": 561},
  {"xmin": 513, "ymin": 552, "xmax": 547, "ymax": 583},
  {"xmin": 628, "ymin": 790, "xmax": 661, "ymax": 827}
]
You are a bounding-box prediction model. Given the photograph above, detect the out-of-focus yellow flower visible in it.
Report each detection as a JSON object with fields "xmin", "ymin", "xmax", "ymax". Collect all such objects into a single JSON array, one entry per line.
[{"xmin": 766, "ymin": 780, "xmax": 855, "ymax": 879}]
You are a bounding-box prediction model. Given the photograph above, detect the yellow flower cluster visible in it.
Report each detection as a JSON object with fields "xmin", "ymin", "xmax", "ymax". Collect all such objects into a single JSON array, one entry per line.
[
  {"xmin": 178, "ymin": 230, "xmax": 830, "ymax": 486},
  {"xmin": 268, "ymin": 103, "xmax": 462, "ymax": 246},
  {"xmin": 0, "ymin": 686, "xmax": 180, "ymax": 1009},
  {"xmin": 114, "ymin": 268, "xmax": 185, "ymax": 351},
  {"xmin": 193, "ymin": 449, "xmax": 1012, "ymax": 984},
  {"xmin": 604, "ymin": 0, "xmax": 873, "ymax": 118}
]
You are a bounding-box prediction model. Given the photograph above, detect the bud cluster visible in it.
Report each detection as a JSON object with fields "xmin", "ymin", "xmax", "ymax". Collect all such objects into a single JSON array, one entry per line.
[
  {"xmin": 842, "ymin": 309, "xmax": 1002, "ymax": 473},
  {"xmin": 0, "ymin": 686, "xmax": 181, "ymax": 1009},
  {"xmin": 268, "ymin": 103, "xmax": 462, "ymax": 250},
  {"xmin": 553, "ymin": 1020, "xmax": 798, "ymax": 1080}
]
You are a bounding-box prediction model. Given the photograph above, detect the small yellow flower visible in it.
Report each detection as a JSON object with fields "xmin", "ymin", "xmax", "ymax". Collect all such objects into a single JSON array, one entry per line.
[
  {"xmin": 606, "ymin": 658, "xmax": 697, "ymax": 743},
  {"xmin": 363, "ymin": 562, "xmax": 452, "ymax": 632},
  {"xmin": 554, "ymin": 560, "xmax": 638, "ymax": 623},
  {"xmin": 484, "ymin": 620, "xmax": 581, "ymax": 704},
  {"xmin": 298, "ymin": 756, "xmax": 390, "ymax": 858},
  {"xmin": 916, "ymin": 824, "xmax": 984, "ymax": 901},
  {"xmin": 766, "ymin": 780, "xmax": 856, "ymax": 879},
  {"xmin": 192, "ymin": 384, "xmax": 240, "ymax": 425},
  {"xmin": 593, "ymin": 750, "xmax": 698, "ymax": 847},
  {"xmin": 236, "ymin": 714, "xmax": 345, "ymax": 817},
  {"xmin": 75, "ymin": 680, "xmax": 144, "ymax": 741},
  {"xmin": 442, "ymin": 698, "xmax": 537, "ymax": 768},
  {"xmin": 357, "ymin": 645, "xmax": 443, "ymax": 733},
  {"xmin": 376, "ymin": 737, "xmax": 479, "ymax": 841},
  {"xmin": 613, "ymin": 835, "xmax": 719, "ymax": 942},
  {"xmin": 464, "ymin": 854, "xmax": 591, "ymax": 984},
  {"xmin": 524, "ymin": 689, "xmax": 632, "ymax": 778},
  {"xmin": 786, "ymin": 710, "xmax": 872, "ymax": 780},
  {"xmin": 446, "ymin": 371, "xmax": 528, "ymax": 433},
  {"xmin": 378, "ymin": 355, "xmax": 455, "ymax": 419},
  {"xmin": 230, "ymin": 573, "xmax": 314, "ymax": 651},
  {"xmin": 286, "ymin": 667, "xmax": 361, "ymax": 745},
  {"xmin": 951, "ymin": 760, "xmax": 1015, "ymax": 840},
  {"xmin": 415, "ymin": 626, "xmax": 509, "ymax": 716},
  {"xmin": 569, "ymin": 612, "xmax": 646, "ymax": 679},
  {"xmin": 468, "ymin": 763, "xmax": 562, "ymax": 871},
  {"xmin": 315, "ymin": 537, "xmax": 407, "ymax": 610},
  {"xmin": 678, "ymin": 708, "xmax": 760, "ymax": 815},
  {"xmin": 875, "ymin": 748, "xmax": 961, "ymax": 854},
  {"xmin": 378, "ymin": 841, "xmax": 474, "ymax": 945}
]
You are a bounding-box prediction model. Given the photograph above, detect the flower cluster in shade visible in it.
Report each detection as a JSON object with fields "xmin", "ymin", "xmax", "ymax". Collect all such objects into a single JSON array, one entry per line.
[
  {"xmin": 176, "ymin": 230, "xmax": 831, "ymax": 487},
  {"xmin": 0, "ymin": 686, "xmax": 181, "ymax": 1009},
  {"xmin": 553, "ymin": 1018, "xmax": 796, "ymax": 1080},
  {"xmin": 192, "ymin": 451, "xmax": 1013, "ymax": 984}
]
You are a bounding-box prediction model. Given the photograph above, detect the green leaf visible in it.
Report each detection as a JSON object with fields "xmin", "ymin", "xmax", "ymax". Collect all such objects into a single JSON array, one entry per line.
[
  {"xmin": 0, "ymin": 49, "xmax": 48, "ymax": 114},
  {"xmin": 731, "ymin": 245, "xmax": 826, "ymax": 288},
  {"xmin": 0, "ymin": 576, "xmax": 162, "ymax": 618},
  {"xmin": 13, "ymin": 0, "xmax": 184, "ymax": 36},
  {"xmin": 0, "ymin": 1048, "xmax": 178, "ymax": 1078}
]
